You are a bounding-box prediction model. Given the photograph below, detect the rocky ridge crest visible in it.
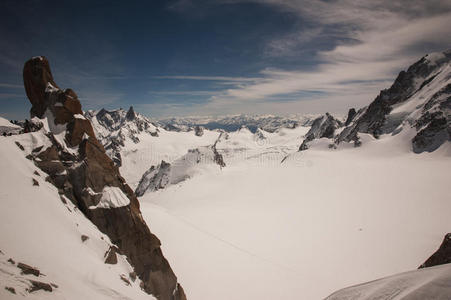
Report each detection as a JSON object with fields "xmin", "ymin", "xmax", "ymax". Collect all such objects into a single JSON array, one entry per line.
[{"xmin": 22, "ymin": 56, "xmax": 186, "ymax": 300}]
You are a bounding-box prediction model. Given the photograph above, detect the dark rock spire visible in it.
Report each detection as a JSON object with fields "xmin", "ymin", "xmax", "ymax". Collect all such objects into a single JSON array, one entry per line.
[{"xmin": 125, "ymin": 106, "xmax": 136, "ymax": 121}]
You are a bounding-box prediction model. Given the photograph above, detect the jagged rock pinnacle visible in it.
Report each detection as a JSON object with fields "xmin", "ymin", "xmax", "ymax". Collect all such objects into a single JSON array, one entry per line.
[{"xmin": 125, "ymin": 106, "xmax": 136, "ymax": 121}]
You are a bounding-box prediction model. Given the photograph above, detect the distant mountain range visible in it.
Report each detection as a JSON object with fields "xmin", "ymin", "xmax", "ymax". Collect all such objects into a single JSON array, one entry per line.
[{"xmin": 158, "ymin": 114, "xmax": 320, "ymax": 133}]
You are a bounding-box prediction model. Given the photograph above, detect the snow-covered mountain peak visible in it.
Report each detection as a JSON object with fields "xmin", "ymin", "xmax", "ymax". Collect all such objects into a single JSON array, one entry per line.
[
  {"xmin": 288, "ymin": 49, "xmax": 451, "ymax": 153},
  {"xmin": 86, "ymin": 106, "xmax": 158, "ymax": 135},
  {"xmin": 85, "ymin": 107, "xmax": 159, "ymax": 166}
]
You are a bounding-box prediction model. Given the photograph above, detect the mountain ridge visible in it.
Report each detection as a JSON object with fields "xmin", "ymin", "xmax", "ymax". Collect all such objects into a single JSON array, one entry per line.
[{"xmin": 18, "ymin": 56, "xmax": 186, "ymax": 300}]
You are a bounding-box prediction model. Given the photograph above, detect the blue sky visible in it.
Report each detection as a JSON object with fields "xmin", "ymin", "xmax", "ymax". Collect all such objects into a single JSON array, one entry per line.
[{"xmin": 1, "ymin": 0, "xmax": 450, "ymax": 120}]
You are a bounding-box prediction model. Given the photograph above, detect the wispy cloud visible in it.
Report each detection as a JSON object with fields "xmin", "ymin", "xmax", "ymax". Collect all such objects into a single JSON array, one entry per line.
[
  {"xmin": 264, "ymin": 27, "xmax": 324, "ymax": 57},
  {"xmin": 153, "ymin": 75, "xmax": 263, "ymax": 82},
  {"xmin": 191, "ymin": 0, "xmax": 451, "ymax": 115},
  {"xmin": 149, "ymin": 90, "xmax": 219, "ymax": 96}
]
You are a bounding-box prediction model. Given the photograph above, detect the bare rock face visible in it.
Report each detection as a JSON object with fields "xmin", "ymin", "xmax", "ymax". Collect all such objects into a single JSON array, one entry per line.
[
  {"xmin": 299, "ymin": 113, "xmax": 342, "ymax": 151},
  {"xmin": 23, "ymin": 57, "xmax": 59, "ymax": 118},
  {"xmin": 136, "ymin": 145, "xmax": 225, "ymax": 196},
  {"xmin": 135, "ymin": 161, "xmax": 172, "ymax": 196},
  {"xmin": 344, "ymin": 108, "xmax": 356, "ymax": 126},
  {"xmin": 419, "ymin": 233, "xmax": 451, "ymax": 269},
  {"xmin": 125, "ymin": 106, "xmax": 136, "ymax": 121},
  {"xmin": 336, "ymin": 50, "xmax": 451, "ymax": 151},
  {"xmin": 23, "ymin": 56, "xmax": 186, "ymax": 300},
  {"xmin": 84, "ymin": 107, "xmax": 159, "ymax": 167},
  {"xmin": 412, "ymin": 84, "xmax": 451, "ymax": 153},
  {"xmin": 104, "ymin": 245, "xmax": 119, "ymax": 265}
]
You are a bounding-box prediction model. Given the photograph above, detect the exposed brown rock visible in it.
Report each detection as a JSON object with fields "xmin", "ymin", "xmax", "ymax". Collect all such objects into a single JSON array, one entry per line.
[
  {"xmin": 4, "ymin": 287, "xmax": 16, "ymax": 294},
  {"xmin": 419, "ymin": 233, "xmax": 451, "ymax": 268},
  {"xmin": 81, "ymin": 235, "xmax": 89, "ymax": 242},
  {"xmin": 32, "ymin": 145, "xmax": 44, "ymax": 153},
  {"xmin": 63, "ymin": 89, "xmax": 82, "ymax": 114},
  {"xmin": 23, "ymin": 56, "xmax": 58, "ymax": 118},
  {"xmin": 29, "ymin": 280, "xmax": 52, "ymax": 293},
  {"xmin": 66, "ymin": 118, "xmax": 96, "ymax": 147},
  {"xmin": 32, "ymin": 178, "xmax": 39, "ymax": 186},
  {"xmin": 120, "ymin": 274, "xmax": 131, "ymax": 286},
  {"xmin": 104, "ymin": 246, "xmax": 119, "ymax": 265},
  {"xmin": 15, "ymin": 141, "xmax": 25, "ymax": 151},
  {"xmin": 23, "ymin": 56, "xmax": 186, "ymax": 300},
  {"xmin": 17, "ymin": 262, "xmax": 40, "ymax": 276},
  {"xmin": 8, "ymin": 258, "xmax": 15, "ymax": 264},
  {"xmin": 129, "ymin": 271, "xmax": 137, "ymax": 282}
]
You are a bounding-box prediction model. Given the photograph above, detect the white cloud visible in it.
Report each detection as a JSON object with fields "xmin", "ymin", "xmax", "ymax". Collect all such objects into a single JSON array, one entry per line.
[
  {"xmin": 192, "ymin": 0, "xmax": 451, "ymax": 115},
  {"xmin": 149, "ymin": 90, "xmax": 221, "ymax": 96}
]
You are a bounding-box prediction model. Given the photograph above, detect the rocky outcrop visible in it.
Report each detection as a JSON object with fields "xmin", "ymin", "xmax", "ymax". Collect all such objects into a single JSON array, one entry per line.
[
  {"xmin": 136, "ymin": 145, "xmax": 225, "ymax": 196},
  {"xmin": 336, "ymin": 50, "xmax": 451, "ymax": 151},
  {"xmin": 412, "ymin": 84, "xmax": 451, "ymax": 153},
  {"xmin": 29, "ymin": 280, "xmax": 53, "ymax": 293},
  {"xmin": 135, "ymin": 161, "xmax": 172, "ymax": 196},
  {"xmin": 344, "ymin": 108, "xmax": 356, "ymax": 126},
  {"xmin": 299, "ymin": 113, "xmax": 342, "ymax": 151},
  {"xmin": 194, "ymin": 125, "xmax": 204, "ymax": 136},
  {"xmin": 253, "ymin": 128, "xmax": 267, "ymax": 145},
  {"xmin": 17, "ymin": 263, "xmax": 40, "ymax": 276},
  {"xmin": 419, "ymin": 233, "xmax": 451, "ymax": 269},
  {"xmin": 125, "ymin": 106, "xmax": 136, "ymax": 121},
  {"xmin": 212, "ymin": 142, "xmax": 226, "ymax": 168},
  {"xmin": 22, "ymin": 56, "xmax": 186, "ymax": 300}
]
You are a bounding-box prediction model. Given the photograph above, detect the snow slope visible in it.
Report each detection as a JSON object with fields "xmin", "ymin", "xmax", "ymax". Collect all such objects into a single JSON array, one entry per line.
[
  {"xmin": 119, "ymin": 128, "xmax": 220, "ymax": 189},
  {"xmin": 135, "ymin": 145, "xmax": 225, "ymax": 196},
  {"xmin": 138, "ymin": 131, "xmax": 451, "ymax": 300},
  {"xmin": 325, "ymin": 263, "xmax": 451, "ymax": 300},
  {"xmin": 0, "ymin": 133, "xmax": 154, "ymax": 300},
  {"xmin": 215, "ymin": 125, "xmax": 310, "ymax": 165}
]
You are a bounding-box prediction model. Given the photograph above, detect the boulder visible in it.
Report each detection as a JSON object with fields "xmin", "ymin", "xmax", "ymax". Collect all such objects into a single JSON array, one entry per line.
[
  {"xmin": 194, "ymin": 125, "xmax": 204, "ymax": 136},
  {"xmin": 299, "ymin": 113, "xmax": 342, "ymax": 151},
  {"xmin": 17, "ymin": 262, "xmax": 40, "ymax": 276},
  {"xmin": 104, "ymin": 246, "xmax": 119, "ymax": 265},
  {"xmin": 4, "ymin": 287, "xmax": 16, "ymax": 294},
  {"xmin": 29, "ymin": 280, "xmax": 52, "ymax": 293}
]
